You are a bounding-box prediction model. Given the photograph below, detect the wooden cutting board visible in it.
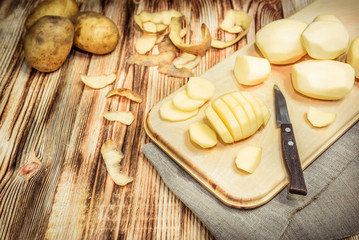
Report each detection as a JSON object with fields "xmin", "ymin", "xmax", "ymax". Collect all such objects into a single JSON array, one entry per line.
[{"xmin": 145, "ymin": 0, "xmax": 359, "ymax": 209}]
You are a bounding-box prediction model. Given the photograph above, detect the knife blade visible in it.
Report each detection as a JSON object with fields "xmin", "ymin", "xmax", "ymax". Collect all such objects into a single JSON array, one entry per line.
[{"xmin": 274, "ymin": 84, "xmax": 307, "ymax": 195}]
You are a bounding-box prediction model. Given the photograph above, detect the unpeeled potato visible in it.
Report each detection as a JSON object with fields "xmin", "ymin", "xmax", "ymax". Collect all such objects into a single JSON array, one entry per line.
[
  {"xmin": 71, "ymin": 12, "xmax": 119, "ymax": 54},
  {"xmin": 25, "ymin": 0, "xmax": 79, "ymax": 29},
  {"xmin": 24, "ymin": 16, "xmax": 74, "ymax": 72}
]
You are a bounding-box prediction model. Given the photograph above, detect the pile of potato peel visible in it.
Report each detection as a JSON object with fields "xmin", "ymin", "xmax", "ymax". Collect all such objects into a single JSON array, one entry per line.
[{"xmin": 127, "ymin": 9, "xmax": 251, "ymax": 78}]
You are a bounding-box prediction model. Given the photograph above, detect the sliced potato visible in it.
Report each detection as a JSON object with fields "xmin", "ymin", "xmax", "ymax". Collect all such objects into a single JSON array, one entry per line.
[
  {"xmin": 235, "ymin": 146, "xmax": 262, "ymax": 174},
  {"xmin": 159, "ymin": 100, "xmax": 198, "ymax": 122},
  {"xmin": 135, "ymin": 33, "xmax": 157, "ymax": 54},
  {"xmin": 186, "ymin": 77, "xmax": 215, "ymax": 101},
  {"xmin": 204, "ymin": 105, "xmax": 234, "ymax": 144},
  {"xmin": 241, "ymin": 92, "xmax": 263, "ymax": 129},
  {"xmin": 307, "ymin": 107, "xmax": 336, "ymax": 127},
  {"xmin": 253, "ymin": 96, "xmax": 271, "ymax": 127},
  {"xmin": 221, "ymin": 93, "xmax": 251, "ymax": 138},
  {"xmin": 173, "ymin": 89, "xmax": 205, "ymax": 111},
  {"xmin": 211, "ymin": 10, "xmax": 251, "ymax": 49},
  {"xmin": 81, "ymin": 72, "xmax": 116, "ymax": 89},
  {"xmin": 103, "ymin": 111, "xmax": 135, "ymax": 125},
  {"xmin": 106, "ymin": 88, "xmax": 143, "ymax": 103},
  {"xmin": 189, "ymin": 121, "xmax": 217, "ymax": 148},
  {"xmin": 212, "ymin": 98, "xmax": 243, "ymax": 141},
  {"xmin": 231, "ymin": 92, "xmax": 258, "ymax": 134},
  {"xmin": 101, "ymin": 140, "xmax": 133, "ymax": 186},
  {"xmin": 169, "ymin": 17, "xmax": 212, "ymax": 56}
]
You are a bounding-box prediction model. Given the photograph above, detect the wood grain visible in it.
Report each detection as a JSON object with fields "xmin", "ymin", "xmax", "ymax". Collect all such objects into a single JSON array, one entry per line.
[{"xmin": 0, "ymin": 0, "xmax": 356, "ymax": 239}]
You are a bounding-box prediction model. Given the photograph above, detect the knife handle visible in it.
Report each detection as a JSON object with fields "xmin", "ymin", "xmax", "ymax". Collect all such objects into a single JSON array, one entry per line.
[{"xmin": 281, "ymin": 123, "xmax": 307, "ymax": 195}]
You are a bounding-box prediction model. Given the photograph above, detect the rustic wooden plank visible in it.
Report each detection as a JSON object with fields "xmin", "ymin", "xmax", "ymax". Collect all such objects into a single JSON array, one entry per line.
[{"xmin": 3, "ymin": 0, "xmax": 356, "ymax": 240}]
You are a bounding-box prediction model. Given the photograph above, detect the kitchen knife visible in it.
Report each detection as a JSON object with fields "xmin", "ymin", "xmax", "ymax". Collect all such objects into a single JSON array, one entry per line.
[{"xmin": 274, "ymin": 84, "xmax": 307, "ymax": 195}]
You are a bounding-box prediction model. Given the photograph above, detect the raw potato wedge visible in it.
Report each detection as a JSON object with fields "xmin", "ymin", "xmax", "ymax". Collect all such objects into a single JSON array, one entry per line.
[
  {"xmin": 186, "ymin": 77, "xmax": 215, "ymax": 101},
  {"xmin": 347, "ymin": 36, "xmax": 359, "ymax": 78},
  {"xmin": 235, "ymin": 146, "xmax": 262, "ymax": 174},
  {"xmin": 101, "ymin": 140, "xmax": 133, "ymax": 186},
  {"xmin": 135, "ymin": 33, "xmax": 157, "ymax": 54},
  {"xmin": 292, "ymin": 60, "xmax": 355, "ymax": 100},
  {"xmin": 221, "ymin": 93, "xmax": 251, "ymax": 138},
  {"xmin": 212, "ymin": 98, "xmax": 243, "ymax": 141},
  {"xmin": 188, "ymin": 121, "xmax": 217, "ymax": 148},
  {"xmin": 172, "ymin": 89, "xmax": 205, "ymax": 111},
  {"xmin": 231, "ymin": 92, "xmax": 258, "ymax": 134},
  {"xmin": 103, "ymin": 111, "xmax": 135, "ymax": 125},
  {"xmin": 307, "ymin": 107, "xmax": 336, "ymax": 127},
  {"xmin": 204, "ymin": 105, "xmax": 234, "ymax": 144},
  {"xmin": 234, "ymin": 55, "xmax": 271, "ymax": 86},
  {"xmin": 255, "ymin": 19, "xmax": 307, "ymax": 64},
  {"xmin": 160, "ymin": 100, "xmax": 198, "ymax": 122},
  {"xmin": 81, "ymin": 72, "xmax": 116, "ymax": 89}
]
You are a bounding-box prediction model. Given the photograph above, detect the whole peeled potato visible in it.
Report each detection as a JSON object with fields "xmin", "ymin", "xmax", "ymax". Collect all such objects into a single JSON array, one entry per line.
[
  {"xmin": 71, "ymin": 12, "xmax": 119, "ymax": 54},
  {"xmin": 25, "ymin": 0, "xmax": 79, "ymax": 29},
  {"xmin": 24, "ymin": 16, "xmax": 74, "ymax": 72}
]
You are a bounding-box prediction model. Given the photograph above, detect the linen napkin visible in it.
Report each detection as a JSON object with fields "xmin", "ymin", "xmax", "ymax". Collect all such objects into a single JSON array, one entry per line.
[{"xmin": 142, "ymin": 122, "xmax": 359, "ymax": 240}]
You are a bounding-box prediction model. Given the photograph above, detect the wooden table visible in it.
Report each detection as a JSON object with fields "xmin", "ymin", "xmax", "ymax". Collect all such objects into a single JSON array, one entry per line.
[{"xmin": 0, "ymin": 0, "xmax": 357, "ymax": 239}]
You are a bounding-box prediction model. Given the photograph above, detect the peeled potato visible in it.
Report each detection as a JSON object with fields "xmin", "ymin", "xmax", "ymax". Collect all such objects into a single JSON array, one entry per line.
[
  {"xmin": 301, "ymin": 19, "xmax": 349, "ymax": 60},
  {"xmin": 347, "ymin": 36, "xmax": 359, "ymax": 78},
  {"xmin": 292, "ymin": 60, "xmax": 355, "ymax": 100},
  {"xmin": 188, "ymin": 122, "xmax": 217, "ymax": 148},
  {"xmin": 235, "ymin": 146, "xmax": 262, "ymax": 173},
  {"xmin": 186, "ymin": 77, "xmax": 215, "ymax": 101},
  {"xmin": 234, "ymin": 55, "xmax": 271, "ymax": 86},
  {"xmin": 255, "ymin": 19, "xmax": 307, "ymax": 64},
  {"xmin": 172, "ymin": 89, "xmax": 205, "ymax": 112},
  {"xmin": 307, "ymin": 107, "xmax": 336, "ymax": 128},
  {"xmin": 159, "ymin": 100, "xmax": 198, "ymax": 122}
]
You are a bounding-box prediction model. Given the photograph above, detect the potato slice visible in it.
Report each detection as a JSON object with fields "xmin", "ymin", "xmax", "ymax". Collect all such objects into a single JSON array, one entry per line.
[
  {"xmin": 307, "ymin": 107, "xmax": 336, "ymax": 127},
  {"xmin": 235, "ymin": 146, "xmax": 262, "ymax": 174},
  {"xmin": 234, "ymin": 55, "xmax": 271, "ymax": 86},
  {"xmin": 173, "ymin": 53, "xmax": 197, "ymax": 66},
  {"xmin": 292, "ymin": 60, "xmax": 355, "ymax": 100},
  {"xmin": 169, "ymin": 17, "xmax": 212, "ymax": 56},
  {"xmin": 255, "ymin": 19, "xmax": 307, "ymax": 64},
  {"xmin": 221, "ymin": 93, "xmax": 251, "ymax": 138},
  {"xmin": 301, "ymin": 19, "xmax": 349, "ymax": 60},
  {"xmin": 173, "ymin": 89, "xmax": 205, "ymax": 111},
  {"xmin": 81, "ymin": 72, "xmax": 116, "ymax": 89},
  {"xmin": 103, "ymin": 111, "xmax": 135, "ymax": 125},
  {"xmin": 231, "ymin": 92, "xmax": 258, "ymax": 134},
  {"xmin": 211, "ymin": 10, "xmax": 251, "ymax": 49},
  {"xmin": 212, "ymin": 98, "xmax": 243, "ymax": 141},
  {"xmin": 253, "ymin": 96, "xmax": 271, "ymax": 127},
  {"xmin": 186, "ymin": 77, "xmax": 215, "ymax": 101},
  {"xmin": 347, "ymin": 36, "xmax": 359, "ymax": 78},
  {"xmin": 204, "ymin": 105, "xmax": 234, "ymax": 144},
  {"xmin": 241, "ymin": 92, "xmax": 263, "ymax": 129},
  {"xmin": 159, "ymin": 100, "xmax": 198, "ymax": 122},
  {"xmin": 189, "ymin": 122, "xmax": 217, "ymax": 148},
  {"xmin": 101, "ymin": 140, "xmax": 133, "ymax": 186},
  {"xmin": 106, "ymin": 88, "xmax": 143, "ymax": 103},
  {"xmin": 135, "ymin": 33, "xmax": 157, "ymax": 54}
]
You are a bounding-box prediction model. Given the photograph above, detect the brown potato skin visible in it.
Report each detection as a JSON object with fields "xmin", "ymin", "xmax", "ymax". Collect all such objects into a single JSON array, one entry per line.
[
  {"xmin": 24, "ymin": 16, "xmax": 74, "ymax": 72},
  {"xmin": 71, "ymin": 12, "xmax": 119, "ymax": 54},
  {"xmin": 25, "ymin": 0, "xmax": 79, "ymax": 29}
]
